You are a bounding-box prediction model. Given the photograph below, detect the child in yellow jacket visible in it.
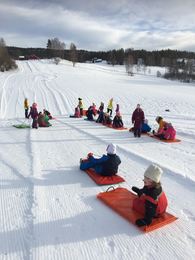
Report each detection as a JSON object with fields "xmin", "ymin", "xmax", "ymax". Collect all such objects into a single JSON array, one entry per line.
[
  {"xmin": 24, "ymin": 98, "xmax": 29, "ymax": 118},
  {"xmin": 107, "ymin": 98, "xmax": 113, "ymax": 116}
]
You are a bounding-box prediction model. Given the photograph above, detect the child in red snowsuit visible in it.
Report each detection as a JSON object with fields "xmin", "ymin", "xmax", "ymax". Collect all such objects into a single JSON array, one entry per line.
[
  {"xmin": 132, "ymin": 104, "xmax": 145, "ymax": 137},
  {"xmin": 132, "ymin": 164, "xmax": 168, "ymax": 227}
]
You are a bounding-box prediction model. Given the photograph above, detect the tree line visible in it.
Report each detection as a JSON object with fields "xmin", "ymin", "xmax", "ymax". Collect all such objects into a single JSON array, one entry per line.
[
  {"xmin": 7, "ymin": 39, "xmax": 195, "ymax": 66},
  {"xmin": 1, "ymin": 37, "xmax": 195, "ymax": 81}
]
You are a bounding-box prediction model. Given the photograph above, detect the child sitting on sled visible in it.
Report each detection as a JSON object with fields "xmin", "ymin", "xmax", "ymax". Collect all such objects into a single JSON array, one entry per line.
[
  {"xmin": 86, "ymin": 105, "xmax": 96, "ymax": 121},
  {"xmin": 80, "ymin": 143, "xmax": 121, "ymax": 176},
  {"xmin": 153, "ymin": 116, "xmax": 176, "ymax": 140},
  {"xmin": 132, "ymin": 164, "xmax": 168, "ymax": 227},
  {"xmin": 141, "ymin": 119, "xmax": 151, "ymax": 133},
  {"xmin": 102, "ymin": 113, "xmax": 112, "ymax": 125},
  {"xmin": 70, "ymin": 106, "xmax": 81, "ymax": 118},
  {"xmin": 43, "ymin": 109, "xmax": 52, "ymax": 119},
  {"xmin": 112, "ymin": 112, "xmax": 124, "ymax": 128}
]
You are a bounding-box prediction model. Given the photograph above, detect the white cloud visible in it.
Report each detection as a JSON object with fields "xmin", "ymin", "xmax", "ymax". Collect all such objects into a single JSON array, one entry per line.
[{"xmin": 0, "ymin": 1, "xmax": 195, "ymax": 51}]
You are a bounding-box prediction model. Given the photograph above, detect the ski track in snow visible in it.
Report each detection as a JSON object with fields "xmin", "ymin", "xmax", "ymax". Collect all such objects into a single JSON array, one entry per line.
[{"xmin": 0, "ymin": 60, "xmax": 195, "ymax": 260}]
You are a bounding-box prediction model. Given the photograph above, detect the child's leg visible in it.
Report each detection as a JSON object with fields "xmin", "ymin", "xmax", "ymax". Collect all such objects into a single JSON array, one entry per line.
[
  {"xmin": 132, "ymin": 198, "xmax": 145, "ymax": 215},
  {"xmin": 80, "ymin": 159, "xmax": 95, "ymax": 170},
  {"xmin": 94, "ymin": 164, "xmax": 103, "ymax": 174},
  {"xmin": 134, "ymin": 127, "xmax": 137, "ymax": 137}
]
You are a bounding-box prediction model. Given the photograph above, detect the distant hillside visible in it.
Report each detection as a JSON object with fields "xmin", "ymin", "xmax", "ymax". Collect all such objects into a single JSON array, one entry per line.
[{"xmin": 7, "ymin": 46, "xmax": 195, "ymax": 67}]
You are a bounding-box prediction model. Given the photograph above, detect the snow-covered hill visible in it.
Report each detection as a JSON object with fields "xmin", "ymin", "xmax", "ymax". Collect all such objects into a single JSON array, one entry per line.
[{"xmin": 0, "ymin": 60, "xmax": 195, "ymax": 260}]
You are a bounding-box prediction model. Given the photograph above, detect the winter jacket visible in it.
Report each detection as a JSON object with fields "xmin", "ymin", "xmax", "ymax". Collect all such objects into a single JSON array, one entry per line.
[
  {"xmin": 24, "ymin": 99, "xmax": 29, "ymax": 109},
  {"xmin": 142, "ymin": 123, "xmax": 151, "ymax": 133},
  {"xmin": 107, "ymin": 99, "xmax": 113, "ymax": 110},
  {"xmin": 132, "ymin": 184, "xmax": 168, "ymax": 225},
  {"xmin": 78, "ymin": 100, "xmax": 84, "ymax": 109},
  {"xmin": 132, "ymin": 108, "xmax": 145, "ymax": 129},
  {"xmin": 38, "ymin": 114, "xmax": 47, "ymax": 127},
  {"xmin": 74, "ymin": 107, "xmax": 80, "ymax": 118},
  {"xmin": 96, "ymin": 111, "xmax": 104, "ymax": 123},
  {"xmin": 44, "ymin": 114, "xmax": 52, "ymax": 126},
  {"xmin": 86, "ymin": 106, "xmax": 95, "ymax": 120},
  {"xmin": 162, "ymin": 123, "xmax": 176, "ymax": 140},
  {"xmin": 157, "ymin": 119, "xmax": 167, "ymax": 134},
  {"xmin": 80, "ymin": 154, "xmax": 121, "ymax": 176},
  {"xmin": 113, "ymin": 115, "xmax": 124, "ymax": 128},
  {"xmin": 101, "ymin": 154, "xmax": 121, "ymax": 176},
  {"xmin": 28, "ymin": 107, "xmax": 38, "ymax": 119}
]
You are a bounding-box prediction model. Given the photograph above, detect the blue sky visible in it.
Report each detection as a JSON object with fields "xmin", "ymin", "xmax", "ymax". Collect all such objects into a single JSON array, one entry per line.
[{"xmin": 1, "ymin": 0, "xmax": 195, "ymax": 51}]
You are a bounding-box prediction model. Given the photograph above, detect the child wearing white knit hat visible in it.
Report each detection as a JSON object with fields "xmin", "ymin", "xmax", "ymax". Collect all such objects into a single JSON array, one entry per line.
[
  {"xmin": 80, "ymin": 143, "xmax": 121, "ymax": 176},
  {"xmin": 132, "ymin": 164, "xmax": 168, "ymax": 227}
]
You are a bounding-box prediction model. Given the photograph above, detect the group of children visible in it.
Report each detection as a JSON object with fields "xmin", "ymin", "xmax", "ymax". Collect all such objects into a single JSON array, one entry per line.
[
  {"xmin": 80, "ymin": 143, "xmax": 168, "ymax": 228},
  {"xmin": 24, "ymin": 97, "xmax": 172, "ymax": 228},
  {"xmin": 71, "ymin": 98, "xmax": 177, "ymax": 140},
  {"xmin": 24, "ymin": 98, "xmax": 52, "ymax": 129},
  {"xmin": 71, "ymin": 98, "xmax": 124, "ymax": 128}
]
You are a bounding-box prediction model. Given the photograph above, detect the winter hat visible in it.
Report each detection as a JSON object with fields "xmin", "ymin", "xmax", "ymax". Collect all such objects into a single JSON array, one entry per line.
[
  {"xmin": 144, "ymin": 164, "xmax": 163, "ymax": 183},
  {"xmin": 32, "ymin": 102, "xmax": 37, "ymax": 108},
  {"xmin": 156, "ymin": 116, "xmax": 163, "ymax": 123},
  {"xmin": 106, "ymin": 143, "xmax": 116, "ymax": 155}
]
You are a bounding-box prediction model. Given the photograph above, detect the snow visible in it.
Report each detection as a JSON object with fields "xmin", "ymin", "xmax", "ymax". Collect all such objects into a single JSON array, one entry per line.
[{"xmin": 0, "ymin": 59, "xmax": 195, "ymax": 260}]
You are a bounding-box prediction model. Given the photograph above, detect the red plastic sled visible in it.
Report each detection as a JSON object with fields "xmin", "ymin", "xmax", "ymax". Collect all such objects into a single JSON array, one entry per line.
[
  {"xmin": 147, "ymin": 133, "xmax": 181, "ymax": 143},
  {"xmin": 103, "ymin": 124, "xmax": 127, "ymax": 130},
  {"xmin": 85, "ymin": 168, "xmax": 125, "ymax": 185},
  {"xmin": 97, "ymin": 187, "xmax": 177, "ymax": 232},
  {"xmin": 83, "ymin": 110, "xmax": 87, "ymax": 116}
]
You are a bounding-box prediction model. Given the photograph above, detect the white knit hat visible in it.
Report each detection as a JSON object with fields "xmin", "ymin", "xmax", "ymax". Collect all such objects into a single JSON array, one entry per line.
[
  {"xmin": 144, "ymin": 164, "xmax": 163, "ymax": 183},
  {"xmin": 106, "ymin": 143, "xmax": 116, "ymax": 155}
]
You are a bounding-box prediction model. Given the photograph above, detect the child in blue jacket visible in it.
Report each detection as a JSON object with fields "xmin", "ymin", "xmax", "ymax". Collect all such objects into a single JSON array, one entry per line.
[{"xmin": 80, "ymin": 143, "xmax": 121, "ymax": 176}]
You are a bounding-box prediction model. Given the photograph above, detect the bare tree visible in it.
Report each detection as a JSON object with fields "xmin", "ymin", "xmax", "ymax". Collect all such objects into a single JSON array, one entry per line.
[
  {"xmin": 70, "ymin": 43, "xmax": 77, "ymax": 67},
  {"xmin": 0, "ymin": 38, "xmax": 17, "ymax": 72},
  {"xmin": 47, "ymin": 38, "xmax": 65, "ymax": 59},
  {"xmin": 125, "ymin": 54, "xmax": 134, "ymax": 76},
  {"xmin": 109, "ymin": 50, "xmax": 117, "ymax": 66}
]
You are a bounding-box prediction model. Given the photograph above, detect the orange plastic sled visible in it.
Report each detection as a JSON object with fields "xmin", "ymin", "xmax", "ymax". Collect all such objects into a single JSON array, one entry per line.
[
  {"xmin": 103, "ymin": 124, "xmax": 128, "ymax": 130},
  {"xmin": 85, "ymin": 168, "xmax": 125, "ymax": 185},
  {"xmin": 82, "ymin": 110, "xmax": 87, "ymax": 116},
  {"xmin": 147, "ymin": 133, "xmax": 181, "ymax": 143},
  {"xmin": 97, "ymin": 187, "xmax": 177, "ymax": 232}
]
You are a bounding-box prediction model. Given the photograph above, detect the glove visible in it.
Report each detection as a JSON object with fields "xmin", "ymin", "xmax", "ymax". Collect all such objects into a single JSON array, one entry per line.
[
  {"xmin": 135, "ymin": 218, "xmax": 147, "ymax": 227},
  {"xmin": 152, "ymin": 130, "xmax": 155, "ymax": 135},
  {"xmin": 132, "ymin": 186, "xmax": 140, "ymax": 193},
  {"xmin": 132, "ymin": 186, "xmax": 142, "ymax": 197}
]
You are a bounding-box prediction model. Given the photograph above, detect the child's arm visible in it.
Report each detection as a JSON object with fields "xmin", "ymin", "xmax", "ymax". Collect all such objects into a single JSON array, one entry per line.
[{"xmin": 132, "ymin": 186, "xmax": 144, "ymax": 197}]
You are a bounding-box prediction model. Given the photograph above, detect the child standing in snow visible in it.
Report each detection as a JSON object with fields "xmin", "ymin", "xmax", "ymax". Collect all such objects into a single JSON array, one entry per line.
[
  {"xmin": 24, "ymin": 98, "xmax": 29, "ymax": 118},
  {"xmin": 131, "ymin": 104, "xmax": 145, "ymax": 137},
  {"xmin": 28, "ymin": 103, "xmax": 39, "ymax": 129},
  {"xmin": 78, "ymin": 98, "xmax": 84, "ymax": 116},
  {"xmin": 132, "ymin": 164, "xmax": 168, "ymax": 227},
  {"xmin": 107, "ymin": 98, "xmax": 113, "ymax": 116}
]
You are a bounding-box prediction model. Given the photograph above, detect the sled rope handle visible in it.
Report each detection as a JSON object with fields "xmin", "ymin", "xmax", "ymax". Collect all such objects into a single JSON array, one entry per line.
[{"xmin": 106, "ymin": 186, "xmax": 115, "ymax": 192}]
